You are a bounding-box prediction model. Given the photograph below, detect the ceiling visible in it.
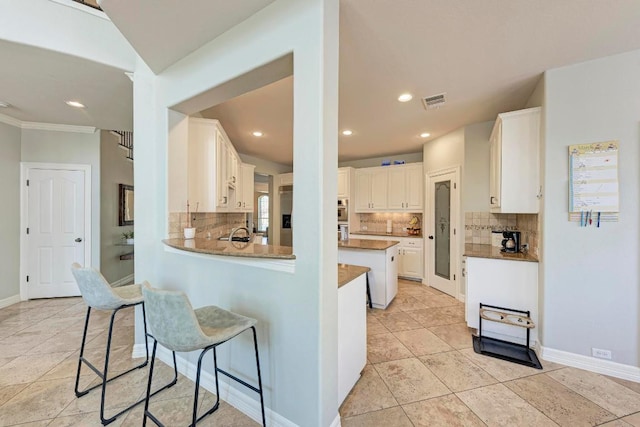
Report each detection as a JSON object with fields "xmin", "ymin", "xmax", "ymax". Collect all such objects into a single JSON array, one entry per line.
[{"xmin": 2, "ymin": 1, "xmax": 640, "ymax": 164}]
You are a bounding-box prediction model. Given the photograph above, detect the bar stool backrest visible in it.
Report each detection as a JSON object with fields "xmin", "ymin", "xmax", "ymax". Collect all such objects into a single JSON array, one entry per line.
[
  {"xmin": 71, "ymin": 263, "xmax": 132, "ymax": 310},
  {"xmin": 142, "ymin": 282, "xmax": 211, "ymax": 352}
]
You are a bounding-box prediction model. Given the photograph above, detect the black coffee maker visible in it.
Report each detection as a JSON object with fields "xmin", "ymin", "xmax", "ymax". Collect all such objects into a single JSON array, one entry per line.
[{"xmin": 501, "ymin": 231, "xmax": 521, "ymax": 253}]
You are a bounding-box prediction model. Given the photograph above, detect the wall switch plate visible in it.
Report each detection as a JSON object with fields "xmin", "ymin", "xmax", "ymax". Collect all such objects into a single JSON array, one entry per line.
[{"xmin": 592, "ymin": 348, "xmax": 612, "ymax": 360}]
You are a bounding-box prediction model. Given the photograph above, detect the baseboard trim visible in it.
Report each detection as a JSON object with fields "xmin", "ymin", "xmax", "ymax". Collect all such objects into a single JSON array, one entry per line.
[
  {"xmin": 0, "ymin": 294, "xmax": 21, "ymax": 309},
  {"xmin": 541, "ymin": 345, "xmax": 640, "ymax": 382},
  {"xmin": 110, "ymin": 274, "xmax": 134, "ymax": 288},
  {"xmin": 132, "ymin": 343, "xmax": 299, "ymax": 427}
]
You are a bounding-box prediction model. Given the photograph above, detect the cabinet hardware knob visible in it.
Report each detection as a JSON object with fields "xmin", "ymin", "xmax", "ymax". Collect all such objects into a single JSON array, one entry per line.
[
  {"xmin": 75, "ymin": 238, "xmax": 83, "ymax": 242},
  {"xmin": 428, "ymin": 235, "xmax": 434, "ymax": 240}
]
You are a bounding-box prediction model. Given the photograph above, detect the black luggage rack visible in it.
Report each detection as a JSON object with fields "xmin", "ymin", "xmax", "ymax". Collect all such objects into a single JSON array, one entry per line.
[{"xmin": 472, "ymin": 303, "xmax": 542, "ymax": 369}]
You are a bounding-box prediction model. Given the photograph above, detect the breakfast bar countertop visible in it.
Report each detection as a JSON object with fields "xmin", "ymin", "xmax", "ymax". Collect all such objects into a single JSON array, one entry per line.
[
  {"xmin": 163, "ymin": 238, "xmax": 295, "ymax": 260},
  {"xmin": 464, "ymin": 243, "xmax": 538, "ymax": 263},
  {"xmin": 337, "ymin": 238, "xmax": 400, "ymax": 251},
  {"xmin": 338, "ymin": 263, "xmax": 370, "ymax": 288}
]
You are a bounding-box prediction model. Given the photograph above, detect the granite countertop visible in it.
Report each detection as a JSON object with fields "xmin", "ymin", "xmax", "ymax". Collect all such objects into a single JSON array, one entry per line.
[
  {"xmin": 338, "ymin": 238, "xmax": 400, "ymax": 250},
  {"xmin": 351, "ymin": 230, "xmax": 423, "ymax": 239},
  {"xmin": 338, "ymin": 264, "xmax": 370, "ymax": 288},
  {"xmin": 464, "ymin": 244, "xmax": 538, "ymax": 263},
  {"xmin": 163, "ymin": 238, "xmax": 295, "ymax": 260}
]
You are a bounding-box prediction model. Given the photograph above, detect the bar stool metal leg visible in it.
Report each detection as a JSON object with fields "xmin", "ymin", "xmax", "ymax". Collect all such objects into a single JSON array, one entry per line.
[
  {"xmin": 366, "ymin": 273, "xmax": 373, "ymax": 309},
  {"xmin": 75, "ymin": 303, "xmax": 177, "ymax": 425}
]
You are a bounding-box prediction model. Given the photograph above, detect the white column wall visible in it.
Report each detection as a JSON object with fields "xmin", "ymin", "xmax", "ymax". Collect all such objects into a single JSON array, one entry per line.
[
  {"xmin": 132, "ymin": 0, "xmax": 339, "ymax": 425},
  {"xmin": 542, "ymin": 50, "xmax": 640, "ymax": 366}
]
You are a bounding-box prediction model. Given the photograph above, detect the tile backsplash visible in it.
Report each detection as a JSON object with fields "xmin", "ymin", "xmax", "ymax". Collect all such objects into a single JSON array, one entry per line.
[
  {"xmin": 357, "ymin": 212, "xmax": 423, "ymax": 234},
  {"xmin": 464, "ymin": 212, "xmax": 539, "ymax": 256},
  {"xmin": 168, "ymin": 212, "xmax": 246, "ymax": 239}
]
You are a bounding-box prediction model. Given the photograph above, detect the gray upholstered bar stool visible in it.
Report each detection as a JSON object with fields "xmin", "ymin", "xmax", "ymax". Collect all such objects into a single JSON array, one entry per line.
[
  {"xmin": 141, "ymin": 282, "xmax": 266, "ymax": 426},
  {"xmin": 70, "ymin": 263, "xmax": 177, "ymax": 425}
]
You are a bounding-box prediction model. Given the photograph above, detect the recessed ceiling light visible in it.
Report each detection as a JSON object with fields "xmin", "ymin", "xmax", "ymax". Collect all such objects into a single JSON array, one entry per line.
[
  {"xmin": 420, "ymin": 132, "xmax": 431, "ymax": 138},
  {"xmin": 252, "ymin": 131, "xmax": 263, "ymax": 137},
  {"xmin": 65, "ymin": 100, "xmax": 85, "ymax": 108},
  {"xmin": 398, "ymin": 93, "xmax": 413, "ymax": 102},
  {"xmin": 342, "ymin": 130, "xmax": 353, "ymax": 136}
]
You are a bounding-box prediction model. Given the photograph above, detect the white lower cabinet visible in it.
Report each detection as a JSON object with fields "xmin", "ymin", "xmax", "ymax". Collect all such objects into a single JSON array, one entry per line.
[
  {"xmin": 398, "ymin": 239, "xmax": 423, "ymax": 280},
  {"xmin": 349, "ymin": 234, "xmax": 424, "ymax": 280},
  {"xmin": 465, "ymin": 257, "xmax": 539, "ymax": 345},
  {"xmin": 338, "ymin": 272, "xmax": 367, "ymax": 405}
]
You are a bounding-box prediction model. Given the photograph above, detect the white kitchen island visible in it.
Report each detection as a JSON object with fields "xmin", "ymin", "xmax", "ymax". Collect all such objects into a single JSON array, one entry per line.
[
  {"xmin": 337, "ymin": 263, "xmax": 369, "ymax": 405},
  {"xmin": 338, "ymin": 239, "xmax": 399, "ymax": 309}
]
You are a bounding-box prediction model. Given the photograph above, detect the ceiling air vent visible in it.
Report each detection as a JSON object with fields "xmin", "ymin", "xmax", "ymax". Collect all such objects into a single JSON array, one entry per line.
[{"xmin": 422, "ymin": 93, "xmax": 446, "ymax": 110}]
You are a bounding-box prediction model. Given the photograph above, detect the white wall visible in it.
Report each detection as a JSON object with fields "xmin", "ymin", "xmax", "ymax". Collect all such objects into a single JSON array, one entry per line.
[
  {"xmin": 542, "ymin": 50, "xmax": 640, "ymax": 367},
  {"xmin": 21, "ymin": 128, "xmax": 101, "ymax": 268},
  {"xmin": 132, "ymin": 0, "xmax": 339, "ymax": 425},
  {"xmin": 463, "ymin": 121, "xmax": 493, "ymax": 213},
  {"xmin": 423, "ymin": 128, "xmax": 464, "ymax": 173},
  {"xmin": 100, "ymin": 130, "xmax": 133, "ymax": 284},
  {"xmin": 0, "ymin": 121, "xmax": 22, "ymax": 301}
]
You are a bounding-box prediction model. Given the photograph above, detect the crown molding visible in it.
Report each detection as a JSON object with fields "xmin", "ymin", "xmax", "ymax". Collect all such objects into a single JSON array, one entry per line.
[
  {"xmin": 0, "ymin": 113, "xmax": 22, "ymax": 128},
  {"xmin": 0, "ymin": 113, "xmax": 97, "ymax": 133},
  {"xmin": 21, "ymin": 121, "xmax": 97, "ymax": 134}
]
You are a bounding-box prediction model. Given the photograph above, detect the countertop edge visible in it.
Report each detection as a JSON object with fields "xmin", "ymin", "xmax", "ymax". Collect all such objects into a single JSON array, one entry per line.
[
  {"xmin": 162, "ymin": 239, "xmax": 296, "ymax": 260},
  {"xmin": 464, "ymin": 244, "xmax": 539, "ymax": 263},
  {"xmin": 338, "ymin": 263, "xmax": 370, "ymax": 288}
]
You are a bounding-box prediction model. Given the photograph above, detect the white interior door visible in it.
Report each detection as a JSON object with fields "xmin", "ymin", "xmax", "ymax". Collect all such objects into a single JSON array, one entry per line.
[
  {"xmin": 427, "ymin": 170, "xmax": 458, "ymax": 297},
  {"xmin": 27, "ymin": 168, "xmax": 85, "ymax": 298}
]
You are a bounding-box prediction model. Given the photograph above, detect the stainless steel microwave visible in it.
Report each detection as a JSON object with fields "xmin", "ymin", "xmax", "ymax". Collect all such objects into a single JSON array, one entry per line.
[{"xmin": 338, "ymin": 199, "xmax": 348, "ymax": 221}]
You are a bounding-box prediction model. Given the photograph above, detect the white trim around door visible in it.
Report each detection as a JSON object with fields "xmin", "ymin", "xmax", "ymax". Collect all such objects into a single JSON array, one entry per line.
[
  {"xmin": 425, "ymin": 166, "xmax": 462, "ymax": 300},
  {"xmin": 20, "ymin": 162, "xmax": 92, "ymax": 300}
]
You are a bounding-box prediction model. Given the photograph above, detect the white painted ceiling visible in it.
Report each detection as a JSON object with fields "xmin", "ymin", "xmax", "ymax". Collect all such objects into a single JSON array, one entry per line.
[{"xmin": 2, "ymin": 0, "xmax": 640, "ymax": 164}]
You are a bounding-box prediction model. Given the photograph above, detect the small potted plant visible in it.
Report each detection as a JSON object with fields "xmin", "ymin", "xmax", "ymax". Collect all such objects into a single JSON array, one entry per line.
[{"xmin": 122, "ymin": 230, "xmax": 134, "ymax": 245}]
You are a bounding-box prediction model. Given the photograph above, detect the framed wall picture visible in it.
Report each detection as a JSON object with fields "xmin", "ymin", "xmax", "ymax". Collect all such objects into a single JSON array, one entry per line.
[{"xmin": 119, "ymin": 184, "xmax": 134, "ymax": 226}]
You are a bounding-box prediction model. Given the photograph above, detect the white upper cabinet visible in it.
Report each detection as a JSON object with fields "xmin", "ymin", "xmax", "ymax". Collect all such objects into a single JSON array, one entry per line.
[
  {"xmin": 355, "ymin": 163, "xmax": 423, "ymax": 213},
  {"xmin": 337, "ymin": 167, "xmax": 353, "ymax": 199},
  {"xmin": 237, "ymin": 163, "xmax": 255, "ymax": 212},
  {"xmin": 355, "ymin": 167, "xmax": 388, "ymax": 212},
  {"xmin": 387, "ymin": 163, "xmax": 423, "ymax": 211},
  {"xmin": 188, "ymin": 118, "xmax": 254, "ymax": 213},
  {"xmin": 489, "ymin": 107, "xmax": 541, "ymax": 213}
]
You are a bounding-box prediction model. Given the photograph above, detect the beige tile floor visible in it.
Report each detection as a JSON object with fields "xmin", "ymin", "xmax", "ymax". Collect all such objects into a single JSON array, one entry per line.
[
  {"xmin": 0, "ymin": 296, "xmax": 257, "ymax": 426},
  {"xmin": 340, "ymin": 279, "xmax": 640, "ymax": 427},
  {"xmin": 1, "ymin": 280, "xmax": 640, "ymax": 426}
]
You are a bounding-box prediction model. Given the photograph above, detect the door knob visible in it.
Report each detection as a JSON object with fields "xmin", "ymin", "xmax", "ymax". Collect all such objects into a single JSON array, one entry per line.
[
  {"xmin": 428, "ymin": 235, "xmax": 434, "ymax": 240},
  {"xmin": 75, "ymin": 238, "xmax": 83, "ymax": 242}
]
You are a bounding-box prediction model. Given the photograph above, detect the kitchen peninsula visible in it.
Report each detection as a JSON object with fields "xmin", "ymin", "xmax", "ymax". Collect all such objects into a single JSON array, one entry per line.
[
  {"xmin": 337, "ymin": 238, "xmax": 399, "ymax": 309},
  {"xmin": 163, "ymin": 237, "xmax": 295, "ymax": 259}
]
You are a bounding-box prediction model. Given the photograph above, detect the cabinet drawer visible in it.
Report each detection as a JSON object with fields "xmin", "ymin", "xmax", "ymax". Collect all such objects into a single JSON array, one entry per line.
[{"xmin": 403, "ymin": 239, "xmax": 422, "ymax": 247}]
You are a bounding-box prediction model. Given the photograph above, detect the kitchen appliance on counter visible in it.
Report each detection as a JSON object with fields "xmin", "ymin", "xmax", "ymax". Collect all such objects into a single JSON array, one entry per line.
[
  {"xmin": 501, "ymin": 231, "xmax": 521, "ymax": 253},
  {"xmin": 338, "ymin": 199, "xmax": 349, "ymax": 222}
]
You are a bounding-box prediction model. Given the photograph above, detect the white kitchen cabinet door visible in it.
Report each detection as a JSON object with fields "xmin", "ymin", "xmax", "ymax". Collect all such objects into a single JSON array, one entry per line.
[
  {"xmin": 239, "ymin": 163, "xmax": 255, "ymax": 212},
  {"xmin": 404, "ymin": 164, "xmax": 423, "ymax": 211},
  {"xmin": 387, "ymin": 168, "xmax": 405, "ymax": 209},
  {"xmin": 370, "ymin": 169, "xmax": 388, "ymax": 210},
  {"xmin": 338, "ymin": 167, "xmax": 350, "ymax": 199},
  {"xmin": 354, "ymin": 170, "xmax": 372, "ymax": 211},
  {"xmin": 188, "ymin": 118, "xmax": 228, "ymax": 212},
  {"xmin": 489, "ymin": 107, "xmax": 540, "ymax": 213},
  {"xmin": 216, "ymin": 135, "xmax": 229, "ymax": 209},
  {"xmin": 400, "ymin": 247, "xmax": 423, "ymax": 278}
]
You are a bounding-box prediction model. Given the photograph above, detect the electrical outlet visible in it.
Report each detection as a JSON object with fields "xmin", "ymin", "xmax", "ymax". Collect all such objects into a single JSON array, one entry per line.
[{"xmin": 592, "ymin": 348, "xmax": 612, "ymax": 360}]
